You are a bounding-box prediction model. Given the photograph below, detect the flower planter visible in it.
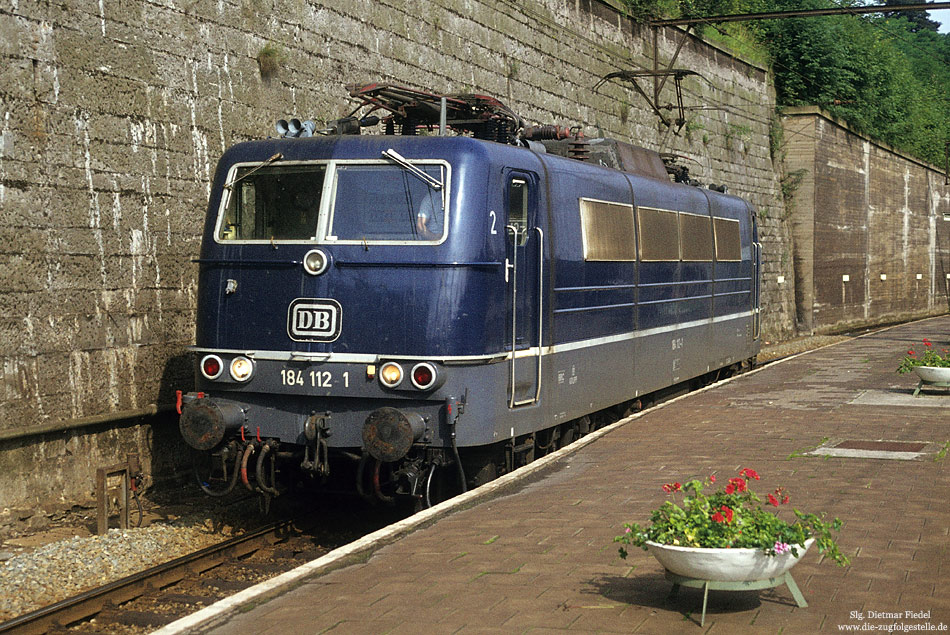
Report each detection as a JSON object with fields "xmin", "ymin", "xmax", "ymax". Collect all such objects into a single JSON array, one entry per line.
[
  {"xmin": 913, "ymin": 365, "xmax": 950, "ymax": 383},
  {"xmin": 646, "ymin": 539, "xmax": 814, "ymax": 626},
  {"xmin": 615, "ymin": 468, "xmax": 847, "ymax": 627},
  {"xmin": 912, "ymin": 366, "xmax": 950, "ymax": 397},
  {"xmin": 645, "ymin": 538, "xmax": 814, "ymax": 582}
]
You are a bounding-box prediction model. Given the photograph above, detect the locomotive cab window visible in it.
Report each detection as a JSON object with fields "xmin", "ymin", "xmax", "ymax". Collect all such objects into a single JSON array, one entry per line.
[
  {"xmin": 327, "ymin": 163, "xmax": 446, "ymax": 243},
  {"xmin": 217, "ymin": 165, "xmax": 327, "ymax": 241},
  {"xmin": 507, "ymin": 178, "xmax": 528, "ymax": 246}
]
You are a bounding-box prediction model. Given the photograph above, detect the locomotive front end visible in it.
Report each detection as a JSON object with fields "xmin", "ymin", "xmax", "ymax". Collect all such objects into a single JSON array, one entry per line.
[{"xmin": 178, "ymin": 135, "xmax": 499, "ymax": 506}]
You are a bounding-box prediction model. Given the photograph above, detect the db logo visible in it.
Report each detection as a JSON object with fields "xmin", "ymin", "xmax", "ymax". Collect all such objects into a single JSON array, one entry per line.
[{"xmin": 287, "ymin": 299, "xmax": 342, "ymax": 342}]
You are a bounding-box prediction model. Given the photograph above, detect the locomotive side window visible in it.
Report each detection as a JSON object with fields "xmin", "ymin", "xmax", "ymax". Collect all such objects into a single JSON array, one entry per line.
[
  {"xmin": 713, "ymin": 217, "xmax": 742, "ymax": 262},
  {"xmin": 217, "ymin": 165, "xmax": 326, "ymax": 241},
  {"xmin": 328, "ymin": 164, "xmax": 445, "ymax": 242},
  {"xmin": 637, "ymin": 207, "xmax": 680, "ymax": 261},
  {"xmin": 579, "ymin": 198, "xmax": 636, "ymax": 261},
  {"xmin": 679, "ymin": 212, "xmax": 713, "ymax": 262}
]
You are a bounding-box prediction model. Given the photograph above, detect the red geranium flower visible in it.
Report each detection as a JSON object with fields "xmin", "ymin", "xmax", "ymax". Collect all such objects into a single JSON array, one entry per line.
[
  {"xmin": 709, "ymin": 474, "xmax": 716, "ymax": 483},
  {"xmin": 739, "ymin": 468, "xmax": 760, "ymax": 481},
  {"xmin": 767, "ymin": 493, "xmax": 779, "ymax": 507},
  {"xmin": 923, "ymin": 339, "xmax": 932, "ymax": 347},
  {"xmin": 711, "ymin": 511, "xmax": 726, "ymax": 523},
  {"xmin": 727, "ymin": 477, "xmax": 747, "ymax": 494}
]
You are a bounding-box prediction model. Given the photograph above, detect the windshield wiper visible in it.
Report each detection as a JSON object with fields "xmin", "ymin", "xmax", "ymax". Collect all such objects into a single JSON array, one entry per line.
[
  {"xmin": 381, "ymin": 149, "xmax": 443, "ymax": 190},
  {"xmin": 223, "ymin": 152, "xmax": 283, "ymax": 190}
]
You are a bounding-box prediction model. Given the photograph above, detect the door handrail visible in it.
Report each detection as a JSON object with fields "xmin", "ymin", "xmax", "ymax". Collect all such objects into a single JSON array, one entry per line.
[
  {"xmin": 506, "ymin": 224, "xmax": 520, "ymax": 408},
  {"xmin": 511, "ymin": 226, "xmax": 544, "ymax": 407}
]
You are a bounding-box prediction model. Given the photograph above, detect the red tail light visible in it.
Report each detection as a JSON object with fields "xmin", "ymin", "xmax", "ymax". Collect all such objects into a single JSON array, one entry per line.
[
  {"xmin": 200, "ymin": 355, "xmax": 224, "ymax": 380},
  {"xmin": 410, "ymin": 362, "xmax": 437, "ymax": 390}
]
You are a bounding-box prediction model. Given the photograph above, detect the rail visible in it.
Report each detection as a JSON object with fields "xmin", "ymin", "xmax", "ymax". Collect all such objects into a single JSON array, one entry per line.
[{"xmin": 0, "ymin": 520, "xmax": 295, "ymax": 634}]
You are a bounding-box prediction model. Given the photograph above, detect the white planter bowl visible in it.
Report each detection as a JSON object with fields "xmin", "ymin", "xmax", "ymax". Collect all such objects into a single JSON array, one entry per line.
[
  {"xmin": 645, "ymin": 538, "xmax": 814, "ymax": 582},
  {"xmin": 913, "ymin": 366, "xmax": 950, "ymax": 383}
]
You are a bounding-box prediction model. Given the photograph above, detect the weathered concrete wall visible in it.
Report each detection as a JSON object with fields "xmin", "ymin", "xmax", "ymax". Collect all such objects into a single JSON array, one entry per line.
[
  {"xmin": 783, "ymin": 106, "xmax": 950, "ymax": 333},
  {"xmin": 0, "ymin": 0, "xmax": 792, "ymax": 508},
  {"xmin": 782, "ymin": 114, "xmax": 816, "ymax": 330}
]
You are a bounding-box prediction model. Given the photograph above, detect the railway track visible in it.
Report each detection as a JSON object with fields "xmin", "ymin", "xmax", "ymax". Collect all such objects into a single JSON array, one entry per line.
[
  {"xmin": 0, "ymin": 520, "xmax": 312, "ymax": 634},
  {"xmin": 0, "ymin": 492, "xmax": 413, "ymax": 635}
]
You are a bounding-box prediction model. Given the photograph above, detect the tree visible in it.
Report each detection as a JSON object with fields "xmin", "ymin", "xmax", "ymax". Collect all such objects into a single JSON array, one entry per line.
[{"xmin": 881, "ymin": 0, "xmax": 940, "ymax": 32}]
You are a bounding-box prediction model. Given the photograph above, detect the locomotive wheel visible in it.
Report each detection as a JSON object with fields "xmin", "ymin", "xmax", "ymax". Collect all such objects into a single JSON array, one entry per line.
[
  {"xmin": 577, "ymin": 415, "xmax": 591, "ymax": 436},
  {"xmin": 462, "ymin": 448, "xmax": 500, "ymax": 489},
  {"xmin": 535, "ymin": 426, "xmax": 560, "ymax": 456},
  {"xmin": 557, "ymin": 422, "xmax": 577, "ymax": 449},
  {"xmin": 469, "ymin": 460, "xmax": 497, "ymax": 488}
]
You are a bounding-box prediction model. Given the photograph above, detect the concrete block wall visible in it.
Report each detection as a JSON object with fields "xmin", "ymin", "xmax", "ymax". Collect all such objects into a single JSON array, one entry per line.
[
  {"xmin": 0, "ymin": 0, "xmax": 791, "ymax": 508},
  {"xmin": 783, "ymin": 106, "xmax": 950, "ymax": 333}
]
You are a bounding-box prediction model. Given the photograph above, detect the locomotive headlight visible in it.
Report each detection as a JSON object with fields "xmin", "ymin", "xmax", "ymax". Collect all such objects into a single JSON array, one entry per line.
[
  {"xmin": 229, "ymin": 356, "xmax": 254, "ymax": 382},
  {"xmin": 303, "ymin": 249, "xmax": 329, "ymax": 275},
  {"xmin": 200, "ymin": 355, "xmax": 224, "ymax": 380},
  {"xmin": 379, "ymin": 362, "xmax": 403, "ymax": 388},
  {"xmin": 410, "ymin": 362, "xmax": 438, "ymax": 390}
]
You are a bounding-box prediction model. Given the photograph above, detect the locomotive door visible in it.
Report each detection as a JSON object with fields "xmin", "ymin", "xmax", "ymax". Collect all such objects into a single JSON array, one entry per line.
[{"xmin": 504, "ymin": 171, "xmax": 542, "ymax": 408}]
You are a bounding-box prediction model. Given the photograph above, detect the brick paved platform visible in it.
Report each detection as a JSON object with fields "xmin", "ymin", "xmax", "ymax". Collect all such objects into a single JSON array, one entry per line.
[{"xmin": 192, "ymin": 317, "xmax": 950, "ymax": 633}]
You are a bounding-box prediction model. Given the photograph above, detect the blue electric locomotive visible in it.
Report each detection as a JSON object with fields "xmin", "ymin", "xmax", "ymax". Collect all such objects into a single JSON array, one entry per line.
[{"xmin": 178, "ymin": 86, "xmax": 760, "ymax": 505}]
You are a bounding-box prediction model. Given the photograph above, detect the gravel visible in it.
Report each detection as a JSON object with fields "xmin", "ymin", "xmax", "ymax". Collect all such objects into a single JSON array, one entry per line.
[{"xmin": 0, "ymin": 522, "xmax": 222, "ymax": 620}]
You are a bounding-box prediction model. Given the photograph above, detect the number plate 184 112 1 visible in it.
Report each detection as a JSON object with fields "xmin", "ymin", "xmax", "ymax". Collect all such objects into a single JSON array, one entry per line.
[{"xmin": 280, "ymin": 368, "xmax": 350, "ymax": 388}]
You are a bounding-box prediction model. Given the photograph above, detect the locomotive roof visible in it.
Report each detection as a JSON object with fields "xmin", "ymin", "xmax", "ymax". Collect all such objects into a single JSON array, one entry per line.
[{"xmin": 213, "ymin": 134, "xmax": 743, "ymax": 207}]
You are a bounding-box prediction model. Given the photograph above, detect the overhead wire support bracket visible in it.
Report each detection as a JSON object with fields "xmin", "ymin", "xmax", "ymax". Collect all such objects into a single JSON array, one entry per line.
[
  {"xmin": 648, "ymin": 2, "xmax": 950, "ymax": 27},
  {"xmin": 595, "ymin": 69, "xmax": 704, "ymax": 132}
]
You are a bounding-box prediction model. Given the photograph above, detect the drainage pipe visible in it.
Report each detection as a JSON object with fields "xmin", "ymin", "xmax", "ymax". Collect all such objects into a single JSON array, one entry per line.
[{"xmin": 0, "ymin": 404, "xmax": 174, "ymax": 445}]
